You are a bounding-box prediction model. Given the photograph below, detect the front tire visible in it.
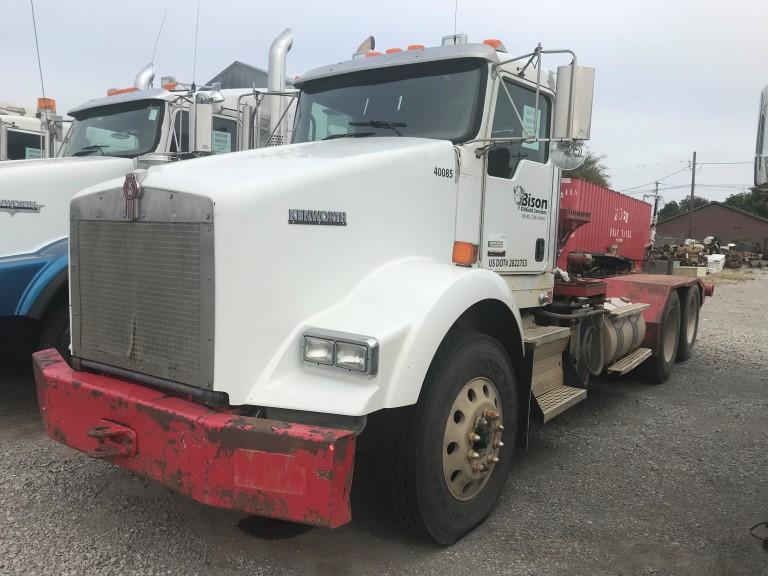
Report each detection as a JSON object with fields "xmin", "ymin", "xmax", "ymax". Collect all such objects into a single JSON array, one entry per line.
[
  {"xmin": 389, "ymin": 332, "xmax": 518, "ymax": 545},
  {"xmin": 36, "ymin": 301, "xmax": 70, "ymax": 362}
]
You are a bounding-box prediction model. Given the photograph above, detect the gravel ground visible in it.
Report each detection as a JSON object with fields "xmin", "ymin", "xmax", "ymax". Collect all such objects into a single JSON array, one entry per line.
[{"xmin": 1, "ymin": 272, "xmax": 767, "ymax": 576}]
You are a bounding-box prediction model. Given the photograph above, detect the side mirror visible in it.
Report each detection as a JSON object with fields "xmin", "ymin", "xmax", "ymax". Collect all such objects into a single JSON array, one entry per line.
[{"xmin": 553, "ymin": 65, "xmax": 595, "ymax": 141}]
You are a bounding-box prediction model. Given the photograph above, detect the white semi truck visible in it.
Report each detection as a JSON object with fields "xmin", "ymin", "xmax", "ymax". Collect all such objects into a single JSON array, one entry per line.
[
  {"xmin": 0, "ymin": 29, "xmax": 296, "ymax": 360},
  {"xmin": 0, "ymin": 99, "xmax": 69, "ymax": 160},
  {"xmin": 34, "ymin": 34, "xmax": 712, "ymax": 544}
]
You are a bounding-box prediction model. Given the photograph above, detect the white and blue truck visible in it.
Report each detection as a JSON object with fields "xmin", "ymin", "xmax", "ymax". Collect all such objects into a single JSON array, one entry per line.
[{"xmin": 0, "ymin": 29, "xmax": 296, "ymax": 361}]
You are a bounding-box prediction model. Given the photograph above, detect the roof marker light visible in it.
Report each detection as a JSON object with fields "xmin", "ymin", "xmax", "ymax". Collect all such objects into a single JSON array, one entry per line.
[
  {"xmin": 36, "ymin": 97, "xmax": 56, "ymax": 114},
  {"xmin": 407, "ymin": 44, "xmax": 425, "ymax": 51},
  {"xmin": 483, "ymin": 38, "xmax": 507, "ymax": 52},
  {"xmin": 107, "ymin": 87, "xmax": 138, "ymax": 97},
  {"xmin": 364, "ymin": 51, "xmax": 383, "ymax": 58},
  {"xmin": 385, "ymin": 48, "xmax": 402, "ymax": 54}
]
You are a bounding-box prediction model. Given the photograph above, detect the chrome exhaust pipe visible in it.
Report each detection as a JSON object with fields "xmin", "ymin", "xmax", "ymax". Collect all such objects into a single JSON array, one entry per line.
[{"xmin": 267, "ymin": 28, "xmax": 293, "ymax": 142}]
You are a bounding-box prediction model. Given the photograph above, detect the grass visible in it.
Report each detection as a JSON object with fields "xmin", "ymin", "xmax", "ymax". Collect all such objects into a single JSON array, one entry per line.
[{"xmin": 707, "ymin": 268, "xmax": 756, "ymax": 285}]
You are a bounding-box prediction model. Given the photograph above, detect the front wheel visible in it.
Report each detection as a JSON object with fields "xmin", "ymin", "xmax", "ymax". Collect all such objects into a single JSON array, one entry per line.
[
  {"xmin": 388, "ymin": 332, "xmax": 518, "ymax": 545},
  {"xmin": 36, "ymin": 301, "xmax": 70, "ymax": 363}
]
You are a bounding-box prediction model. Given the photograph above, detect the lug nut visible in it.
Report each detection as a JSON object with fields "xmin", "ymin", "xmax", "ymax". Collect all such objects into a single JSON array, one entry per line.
[
  {"xmin": 468, "ymin": 450, "xmax": 480, "ymax": 460},
  {"xmin": 496, "ymin": 424, "xmax": 505, "ymax": 431},
  {"xmin": 488, "ymin": 455, "xmax": 500, "ymax": 464},
  {"xmin": 493, "ymin": 440, "xmax": 504, "ymax": 448},
  {"xmin": 469, "ymin": 432, "xmax": 481, "ymax": 442},
  {"xmin": 472, "ymin": 462, "xmax": 488, "ymax": 473},
  {"xmin": 484, "ymin": 409, "xmax": 500, "ymax": 420},
  {"xmin": 479, "ymin": 418, "xmax": 488, "ymax": 427}
]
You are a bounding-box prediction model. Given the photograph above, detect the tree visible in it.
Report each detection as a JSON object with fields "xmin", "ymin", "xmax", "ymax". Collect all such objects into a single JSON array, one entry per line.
[
  {"xmin": 564, "ymin": 151, "xmax": 610, "ymax": 187},
  {"xmin": 657, "ymin": 195, "xmax": 709, "ymax": 221},
  {"xmin": 724, "ymin": 188, "xmax": 768, "ymax": 219}
]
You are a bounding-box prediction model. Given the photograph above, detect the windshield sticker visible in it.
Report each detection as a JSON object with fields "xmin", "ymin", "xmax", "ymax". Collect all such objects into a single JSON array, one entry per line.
[
  {"xmin": 521, "ymin": 105, "xmax": 541, "ymax": 151},
  {"xmin": 212, "ymin": 131, "xmax": 232, "ymax": 154},
  {"xmin": 148, "ymin": 108, "xmax": 158, "ymax": 121},
  {"xmin": 25, "ymin": 147, "xmax": 43, "ymax": 159}
]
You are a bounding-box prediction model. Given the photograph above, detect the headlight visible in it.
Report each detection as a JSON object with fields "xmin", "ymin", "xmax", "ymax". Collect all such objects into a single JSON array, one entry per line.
[
  {"xmin": 303, "ymin": 336, "xmax": 334, "ymax": 365},
  {"xmin": 334, "ymin": 341, "xmax": 369, "ymax": 372},
  {"xmin": 302, "ymin": 329, "xmax": 378, "ymax": 375}
]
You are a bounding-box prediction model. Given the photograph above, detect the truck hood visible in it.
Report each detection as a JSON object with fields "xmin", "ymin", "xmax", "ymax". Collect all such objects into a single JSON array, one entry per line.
[
  {"xmin": 0, "ymin": 156, "xmax": 133, "ymax": 257},
  {"xmin": 119, "ymin": 137, "xmax": 447, "ymax": 207},
  {"xmin": 73, "ymin": 137, "xmax": 461, "ymax": 408}
]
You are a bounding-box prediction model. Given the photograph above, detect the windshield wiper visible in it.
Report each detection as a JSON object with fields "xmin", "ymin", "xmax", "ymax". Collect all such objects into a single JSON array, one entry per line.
[
  {"xmin": 322, "ymin": 131, "xmax": 375, "ymax": 141},
  {"xmin": 72, "ymin": 144, "xmax": 107, "ymax": 157},
  {"xmin": 349, "ymin": 120, "xmax": 407, "ymax": 136}
]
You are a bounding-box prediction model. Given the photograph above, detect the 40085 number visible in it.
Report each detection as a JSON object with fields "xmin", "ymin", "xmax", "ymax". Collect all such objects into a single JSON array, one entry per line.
[{"xmin": 433, "ymin": 167, "xmax": 454, "ymax": 179}]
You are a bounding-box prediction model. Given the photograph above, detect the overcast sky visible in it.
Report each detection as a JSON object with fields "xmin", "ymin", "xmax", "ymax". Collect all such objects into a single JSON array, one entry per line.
[{"xmin": 4, "ymin": 0, "xmax": 767, "ymax": 204}]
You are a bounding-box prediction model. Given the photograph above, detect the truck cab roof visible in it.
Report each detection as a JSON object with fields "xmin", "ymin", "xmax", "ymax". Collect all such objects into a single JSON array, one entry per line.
[
  {"xmin": 295, "ymin": 43, "xmax": 501, "ymax": 87},
  {"xmin": 294, "ymin": 41, "xmax": 554, "ymax": 90}
]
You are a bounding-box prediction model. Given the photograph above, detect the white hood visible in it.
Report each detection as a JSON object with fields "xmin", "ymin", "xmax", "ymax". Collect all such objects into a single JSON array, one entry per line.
[{"xmin": 0, "ymin": 156, "xmax": 133, "ymax": 257}]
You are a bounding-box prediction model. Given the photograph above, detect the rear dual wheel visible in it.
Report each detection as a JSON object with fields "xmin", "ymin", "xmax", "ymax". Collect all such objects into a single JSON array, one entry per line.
[
  {"xmin": 676, "ymin": 286, "xmax": 700, "ymax": 362},
  {"xmin": 645, "ymin": 291, "xmax": 681, "ymax": 383},
  {"xmin": 385, "ymin": 332, "xmax": 518, "ymax": 545}
]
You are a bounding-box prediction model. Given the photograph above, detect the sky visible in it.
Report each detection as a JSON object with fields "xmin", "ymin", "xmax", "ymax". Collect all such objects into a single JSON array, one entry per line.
[{"xmin": 4, "ymin": 0, "xmax": 767, "ymax": 206}]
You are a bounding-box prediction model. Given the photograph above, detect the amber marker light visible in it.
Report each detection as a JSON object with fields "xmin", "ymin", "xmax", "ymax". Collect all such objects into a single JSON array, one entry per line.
[{"xmin": 452, "ymin": 242, "xmax": 478, "ymax": 267}]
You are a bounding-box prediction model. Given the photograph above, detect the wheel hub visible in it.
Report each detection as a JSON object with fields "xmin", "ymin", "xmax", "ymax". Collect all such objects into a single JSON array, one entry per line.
[{"xmin": 442, "ymin": 377, "xmax": 504, "ymax": 501}]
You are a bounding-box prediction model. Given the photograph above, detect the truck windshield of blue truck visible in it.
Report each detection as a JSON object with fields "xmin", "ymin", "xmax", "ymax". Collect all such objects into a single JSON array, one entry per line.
[
  {"xmin": 65, "ymin": 100, "xmax": 165, "ymax": 158},
  {"xmin": 293, "ymin": 57, "xmax": 488, "ymax": 144}
]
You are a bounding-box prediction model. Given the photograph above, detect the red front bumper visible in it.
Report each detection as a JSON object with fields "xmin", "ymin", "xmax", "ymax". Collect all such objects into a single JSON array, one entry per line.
[{"xmin": 33, "ymin": 349, "xmax": 356, "ymax": 528}]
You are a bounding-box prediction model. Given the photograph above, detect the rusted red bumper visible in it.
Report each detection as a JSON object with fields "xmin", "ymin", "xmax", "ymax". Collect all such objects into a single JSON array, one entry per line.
[{"xmin": 33, "ymin": 349, "xmax": 355, "ymax": 528}]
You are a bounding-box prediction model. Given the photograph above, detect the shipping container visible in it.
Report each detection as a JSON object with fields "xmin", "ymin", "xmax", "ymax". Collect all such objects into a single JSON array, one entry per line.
[{"xmin": 558, "ymin": 177, "xmax": 652, "ymax": 270}]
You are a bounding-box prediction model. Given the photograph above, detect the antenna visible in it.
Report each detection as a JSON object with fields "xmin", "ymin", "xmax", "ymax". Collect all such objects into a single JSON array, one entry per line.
[
  {"xmin": 453, "ymin": 0, "xmax": 458, "ymax": 36},
  {"xmin": 192, "ymin": 0, "xmax": 200, "ymax": 87},
  {"xmin": 151, "ymin": 9, "xmax": 168, "ymax": 66},
  {"xmin": 29, "ymin": 0, "xmax": 48, "ymax": 154}
]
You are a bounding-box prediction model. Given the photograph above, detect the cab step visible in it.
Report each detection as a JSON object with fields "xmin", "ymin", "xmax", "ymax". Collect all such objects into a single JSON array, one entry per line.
[
  {"xmin": 606, "ymin": 347, "xmax": 652, "ymax": 375},
  {"xmin": 536, "ymin": 385, "xmax": 587, "ymax": 423},
  {"xmin": 523, "ymin": 325, "xmax": 571, "ymax": 347},
  {"xmin": 607, "ymin": 302, "xmax": 650, "ymax": 318}
]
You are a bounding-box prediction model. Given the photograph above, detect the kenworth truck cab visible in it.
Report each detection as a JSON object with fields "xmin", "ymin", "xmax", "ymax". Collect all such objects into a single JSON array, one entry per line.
[
  {"xmin": 0, "ymin": 99, "xmax": 69, "ymax": 160},
  {"xmin": 0, "ymin": 30, "xmax": 296, "ymax": 360},
  {"xmin": 35, "ymin": 34, "xmax": 710, "ymax": 545}
]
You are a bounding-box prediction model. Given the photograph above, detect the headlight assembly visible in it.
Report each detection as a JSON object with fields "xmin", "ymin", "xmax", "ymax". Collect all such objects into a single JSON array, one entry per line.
[{"xmin": 302, "ymin": 329, "xmax": 378, "ymax": 375}]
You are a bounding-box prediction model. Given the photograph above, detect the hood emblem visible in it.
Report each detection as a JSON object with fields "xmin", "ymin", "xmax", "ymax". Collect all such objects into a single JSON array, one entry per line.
[
  {"xmin": 289, "ymin": 209, "xmax": 347, "ymax": 226},
  {"xmin": 123, "ymin": 171, "xmax": 146, "ymax": 221},
  {"xmin": 0, "ymin": 199, "xmax": 44, "ymax": 216}
]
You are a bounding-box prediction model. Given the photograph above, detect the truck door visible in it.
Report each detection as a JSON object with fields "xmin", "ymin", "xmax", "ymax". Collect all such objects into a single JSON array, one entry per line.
[{"xmin": 480, "ymin": 77, "xmax": 557, "ymax": 274}]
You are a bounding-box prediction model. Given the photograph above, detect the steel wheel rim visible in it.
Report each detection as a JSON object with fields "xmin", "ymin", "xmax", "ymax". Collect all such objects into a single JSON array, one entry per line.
[
  {"xmin": 663, "ymin": 308, "xmax": 681, "ymax": 363},
  {"xmin": 442, "ymin": 377, "xmax": 504, "ymax": 501}
]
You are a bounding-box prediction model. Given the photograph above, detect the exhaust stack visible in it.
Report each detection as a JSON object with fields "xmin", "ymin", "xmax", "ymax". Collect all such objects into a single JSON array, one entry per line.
[
  {"xmin": 267, "ymin": 28, "xmax": 294, "ymax": 144},
  {"xmin": 134, "ymin": 63, "xmax": 156, "ymax": 91}
]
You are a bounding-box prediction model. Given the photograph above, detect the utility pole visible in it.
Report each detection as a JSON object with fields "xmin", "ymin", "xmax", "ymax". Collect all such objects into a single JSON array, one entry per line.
[
  {"xmin": 652, "ymin": 180, "xmax": 660, "ymax": 225},
  {"xmin": 688, "ymin": 151, "xmax": 696, "ymax": 240}
]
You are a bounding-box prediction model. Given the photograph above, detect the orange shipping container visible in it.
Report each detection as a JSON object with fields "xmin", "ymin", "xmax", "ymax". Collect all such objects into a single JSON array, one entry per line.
[{"xmin": 558, "ymin": 177, "xmax": 652, "ymax": 270}]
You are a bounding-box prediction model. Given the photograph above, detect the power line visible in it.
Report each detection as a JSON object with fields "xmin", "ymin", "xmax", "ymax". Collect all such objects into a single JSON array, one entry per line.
[
  {"xmin": 617, "ymin": 166, "xmax": 689, "ymax": 192},
  {"xmin": 695, "ymin": 161, "xmax": 752, "ymax": 165},
  {"xmin": 617, "ymin": 159, "xmax": 753, "ymax": 193}
]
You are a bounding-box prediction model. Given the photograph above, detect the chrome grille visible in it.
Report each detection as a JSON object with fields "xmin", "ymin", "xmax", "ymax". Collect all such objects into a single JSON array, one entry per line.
[{"xmin": 70, "ymin": 188, "xmax": 214, "ymax": 389}]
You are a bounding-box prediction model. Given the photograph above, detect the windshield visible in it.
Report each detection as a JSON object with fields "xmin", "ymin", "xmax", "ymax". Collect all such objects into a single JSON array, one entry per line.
[
  {"xmin": 293, "ymin": 58, "xmax": 488, "ymax": 144},
  {"xmin": 65, "ymin": 99, "xmax": 165, "ymax": 158}
]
